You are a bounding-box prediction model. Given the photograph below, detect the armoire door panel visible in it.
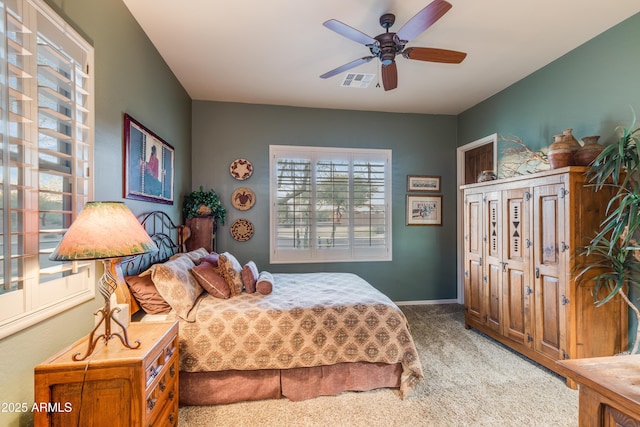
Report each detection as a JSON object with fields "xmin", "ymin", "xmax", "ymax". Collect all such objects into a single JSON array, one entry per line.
[
  {"xmin": 533, "ymin": 183, "xmax": 566, "ymax": 361},
  {"xmin": 502, "ymin": 188, "xmax": 531, "ymax": 346},
  {"xmin": 487, "ymin": 261, "xmax": 501, "ymax": 332},
  {"xmin": 467, "ymin": 195, "xmax": 482, "ymax": 256},
  {"xmin": 536, "ymin": 274, "xmax": 562, "ymax": 358},
  {"xmin": 466, "ymin": 259, "xmax": 483, "ymax": 323},
  {"xmin": 504, "ymin": 268, "xmax": 527, "ymax": 344},
  {"xmin": 487, "ymin": 196, "xmax": 500, "ymax": 259},
  {"xmin": 536, "ymin": 189, "xmax": 561, "ymax": 267},
  {"xmin": 464, "ymin": 193, "xmax": 484, "ymax": 324},
  {"xmin": 484, "ymin": 191, "xmax": 502, "ymax": 331}
]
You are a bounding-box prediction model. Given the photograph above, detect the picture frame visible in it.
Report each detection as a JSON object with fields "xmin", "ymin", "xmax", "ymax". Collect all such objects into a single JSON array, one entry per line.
[
  {"xmin": 407, "ymin": 175, "xmax": 441, "ymax": 192},
  {"xmin": 406, "ymin": 194, "xmax": 443, "ymax": 226},
  {"xmin": 123, "ymin": 114, "xmax": 175, "ymax": 205}
]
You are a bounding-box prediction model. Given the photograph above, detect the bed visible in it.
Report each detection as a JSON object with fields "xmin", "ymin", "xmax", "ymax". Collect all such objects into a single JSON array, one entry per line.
[{"xmin": 117, "ymin": 211, "xmax": 423, "ymax": 405}]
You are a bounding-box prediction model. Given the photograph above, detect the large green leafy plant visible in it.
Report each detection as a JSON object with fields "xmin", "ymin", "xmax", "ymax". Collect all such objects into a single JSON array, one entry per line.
[
  {"xmin": 580, "ymin": 117, "xmax": 640, "ymax": 353},
  {"xmin": 182, "ymin": 186, "xmax": 226, "ymax": 224}
]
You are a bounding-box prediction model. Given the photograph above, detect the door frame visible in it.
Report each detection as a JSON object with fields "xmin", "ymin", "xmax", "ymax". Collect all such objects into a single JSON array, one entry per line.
[{"xmin": 456, "ymin": 133, "xmax": 498, "ymax": 304}]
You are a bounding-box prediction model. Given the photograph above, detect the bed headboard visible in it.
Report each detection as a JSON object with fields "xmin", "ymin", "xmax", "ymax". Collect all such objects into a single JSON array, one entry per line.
[{"xmin": 115, "ymin": 211, "xmax": 188, "ymax": 315}]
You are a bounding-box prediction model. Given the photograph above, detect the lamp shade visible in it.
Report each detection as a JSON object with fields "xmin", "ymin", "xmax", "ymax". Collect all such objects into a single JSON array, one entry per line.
[{"xmin": 50, "ymin": 201, "xmax": 158, "ymax": 261}]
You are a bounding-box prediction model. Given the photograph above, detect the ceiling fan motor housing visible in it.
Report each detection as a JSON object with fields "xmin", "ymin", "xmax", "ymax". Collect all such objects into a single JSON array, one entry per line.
[{"xmin": 373, "ymin": 32, "xmax": 404, "ymax": 65}]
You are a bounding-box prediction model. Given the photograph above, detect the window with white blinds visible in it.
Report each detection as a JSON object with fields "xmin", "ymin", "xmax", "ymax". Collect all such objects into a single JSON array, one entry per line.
[
  {"xmin": 270, "ymin": 145, "xmax": 391, "ymax": 263},
  {"xmin": 0, "ymin": 0, "xmax": 95, "ymax": 338}
]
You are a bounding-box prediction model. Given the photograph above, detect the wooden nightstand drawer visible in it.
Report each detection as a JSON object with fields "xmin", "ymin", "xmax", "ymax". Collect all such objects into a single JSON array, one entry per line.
[
  {"xmin": 34, "ymin": 321, "xmax": 179, "ymax": 427},
  {"xmin": 148, "ymin": 382, "xmax": 179, "ymax": 427},
  {"xmin": 146, "ymin": 357, "xmax": 178, "ymax": 421},
  {"xmin": 145, "ymin": 333, "xmax": 178, "ymax": 388}
]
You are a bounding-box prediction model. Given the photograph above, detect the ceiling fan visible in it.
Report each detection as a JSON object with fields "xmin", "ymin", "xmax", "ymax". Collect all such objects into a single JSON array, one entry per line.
[{"xmin": 320, "ymin": 0, "xmax": 467, "ymax": 91}]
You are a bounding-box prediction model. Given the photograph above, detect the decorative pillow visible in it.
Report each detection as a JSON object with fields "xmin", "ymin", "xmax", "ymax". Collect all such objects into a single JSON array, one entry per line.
[
  {"xmin": 191, "ymin": 262, "xmax": 230, "ymax": 299},
  {"xmin": 217, "ymin": 252, "xmax": 244, "ymax": 296},
  {"xmin": 142, "ymin": 256, "xmax": 203, "ymax": 319},
  {"xmin": 256, "ymin": 271, "xmax": 274, "ymax": 295},
  {"xmin": 170, "ymin": 247, "xmax": 209, "ymax": 265},
  {"xmin": 125, "ymin": 274, "xmax": 171, "ymax": 314},
  {"xmin": 200, "ymin": 252, "xmax": 219, "ymax": 267},
  {"xmin": 241, "ymin": 261, "xmax": 259, "ymax": 293}
]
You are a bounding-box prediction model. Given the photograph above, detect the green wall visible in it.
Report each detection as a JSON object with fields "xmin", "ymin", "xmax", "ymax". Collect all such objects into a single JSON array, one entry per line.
[
  {"xmin": 458, "ymin": 12, "xmax": 640, "ymax": 156},
  {"xmin": 457, "ymin": 12, "xmax": 640, "ymax": 350},
  {"xmin": 0, "ymin": 1, "xmax": 192, "ymax": 426},
  {"xmin": 192, "ymin": 101, "xmax": 459, "ymax": 302}
]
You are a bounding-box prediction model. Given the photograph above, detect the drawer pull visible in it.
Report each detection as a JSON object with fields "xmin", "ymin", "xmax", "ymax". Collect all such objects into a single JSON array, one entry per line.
[
  {"xmin": 148, "ymin": 366, "xmax": 159, "ymax": 380},
  {"xmin": 165, "ymin": 346, "xmax": 175, "ymax": 360},
  {"xmin": 168, "ymin": 412, "xmax": 175, "ymax": 425},
  {"xmin": 147, "ymin": 397, "xmax": 156, "ymax": 411},
  {"xmin": 159, "ymin": 381, "xmax": 166, "ymax": 392},
  {"xmin": 168, "ymin": 390, "xmax": 175, "ymax": 401},
  {"xmin": 170, "ymin": 365, "xmax": 176, "ymax": 377}
]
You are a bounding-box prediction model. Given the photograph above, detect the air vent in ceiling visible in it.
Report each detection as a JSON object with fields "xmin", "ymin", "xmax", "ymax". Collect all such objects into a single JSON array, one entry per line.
[{"xmin": 340, "ymin": 73, "xmax": 375, "ymax": 88}]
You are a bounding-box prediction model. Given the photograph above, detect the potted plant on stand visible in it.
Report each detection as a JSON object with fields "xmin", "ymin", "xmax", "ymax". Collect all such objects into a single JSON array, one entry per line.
[
  {"xmin": 579, "ymin": 118, "xmax": 640, "ymax": 354},
  {"xmin": 183, "ymin": 186, "xmax": 226, "ymax": 253}
]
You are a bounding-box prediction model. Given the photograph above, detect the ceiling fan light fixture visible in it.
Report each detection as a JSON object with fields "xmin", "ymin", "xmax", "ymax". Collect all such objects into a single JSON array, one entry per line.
[{"xmin": 380, "ymin": 52, "xmax": 395, "ymax": 65}]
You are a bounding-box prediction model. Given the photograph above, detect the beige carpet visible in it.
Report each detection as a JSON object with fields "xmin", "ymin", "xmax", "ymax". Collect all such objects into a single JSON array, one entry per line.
[{"xmin": 178, "ymin": 304, "xmax": 578, "ymax": 426}]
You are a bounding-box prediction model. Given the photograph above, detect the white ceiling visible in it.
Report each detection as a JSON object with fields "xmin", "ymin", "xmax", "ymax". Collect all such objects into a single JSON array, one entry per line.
[{"xmin": 122, "ymin": 0, "xmax": 640, "ymax": 115}]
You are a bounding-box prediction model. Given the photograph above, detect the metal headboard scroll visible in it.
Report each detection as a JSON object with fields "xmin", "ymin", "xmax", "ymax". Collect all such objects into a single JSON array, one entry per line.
[{"xmin": 122, "ymin": 211, "xmax": 187, "ymax": 276}]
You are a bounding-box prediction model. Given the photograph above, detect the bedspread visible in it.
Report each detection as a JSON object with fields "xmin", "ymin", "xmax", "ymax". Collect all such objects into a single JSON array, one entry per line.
[{"xmin": 169, "ymin": 272, "xmax": 423, "ymax": 397}]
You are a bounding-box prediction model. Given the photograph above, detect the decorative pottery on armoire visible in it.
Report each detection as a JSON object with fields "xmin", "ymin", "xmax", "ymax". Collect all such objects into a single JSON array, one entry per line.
[
  {"xmin": 574, "ymin": 135, "xmax": 604, "ymax": 166},
  {"xmin": 547, "ymin": 134, "xmax": 573, "ymax": 169},
  {"xmin": 477, "ymin": 170, "xmax": 497, "ymax": 182},
  {"xmin": 562, "ymin": 128, "xmax": 582, "ymax": 155}
]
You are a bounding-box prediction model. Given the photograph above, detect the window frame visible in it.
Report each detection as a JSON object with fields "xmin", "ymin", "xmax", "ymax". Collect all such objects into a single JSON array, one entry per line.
[
  {"xmin": 269, "ymin": 145, "xmax": 392, "ymax": 264},
  {"xmin": 0, "ymin": 0, "xmax": 95, "ymax": 339}
]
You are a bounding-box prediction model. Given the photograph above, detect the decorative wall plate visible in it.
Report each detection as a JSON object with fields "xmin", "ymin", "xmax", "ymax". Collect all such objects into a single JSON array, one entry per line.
[
  {"xmin": 229, "ymin": 158, "xmax": 253, "ymax": 180},
  {"xmin": 230, "ymin": 218, "xmax": 254, "ymax": 241},
  {"xmin": 231, "ymin": 187, "xmax": 255, "ymax": 211}
]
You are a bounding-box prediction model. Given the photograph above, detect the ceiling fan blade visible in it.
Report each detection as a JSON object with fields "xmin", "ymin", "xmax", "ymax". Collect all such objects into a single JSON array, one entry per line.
[
  {"xmin": 323, "ymin": 19, "xmax": 377, "ymax": 46},
  {"xmin": 381, "ymin": 62, "xmax": 398, "ymax": 91},
  {"xmin": 403, "ymin": 47, "xmax": 467, "ymax": 63},
  {"xmin": 320, "ymin": 56, "xmax": 375, "ymax": 79},
  {"xmin": 396, "ymin": 0, "xmax": 452, "ymax": 42}
]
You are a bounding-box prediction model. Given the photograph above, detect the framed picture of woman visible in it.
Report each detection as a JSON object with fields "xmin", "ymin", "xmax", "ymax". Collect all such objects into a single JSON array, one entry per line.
[{"xmin": 123, "ymin": 114, "xmax": 175, "ymax": 204}]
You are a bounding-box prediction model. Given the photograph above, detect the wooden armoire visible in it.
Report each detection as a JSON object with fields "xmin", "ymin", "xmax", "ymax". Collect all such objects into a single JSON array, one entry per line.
[{"xmin": 461, "ymin": 166, "xmax": 628, "ymax": 379}]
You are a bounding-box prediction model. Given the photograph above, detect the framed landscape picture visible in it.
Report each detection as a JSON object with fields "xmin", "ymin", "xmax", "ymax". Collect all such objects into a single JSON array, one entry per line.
[
  {"xmin": 123, "ymin": 114, "xmax": 175, "ymax": 204},
  {"xmin": 406, "ymin": 194, "xmax": 442, "ymax": 226},
  {"xmin": 407, "ymin": 175, "xmax": 440, "ymax": 192}
]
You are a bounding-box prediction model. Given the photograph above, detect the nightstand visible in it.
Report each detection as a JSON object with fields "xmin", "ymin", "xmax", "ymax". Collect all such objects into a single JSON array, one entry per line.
[{"xmin": 34, "ymin": 321, "xmax": 179, "ymax": 427}]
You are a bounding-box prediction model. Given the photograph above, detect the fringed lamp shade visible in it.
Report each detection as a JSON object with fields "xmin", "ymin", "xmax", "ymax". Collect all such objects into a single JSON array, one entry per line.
[{"xmin": 50, "ymin": 201, "xmax": 157, "ymax": 261}]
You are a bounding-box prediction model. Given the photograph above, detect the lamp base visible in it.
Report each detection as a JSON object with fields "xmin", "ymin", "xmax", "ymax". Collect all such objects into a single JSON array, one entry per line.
[{"xmin": 72, "ymin": 259, "xmax": 141, "ymax": 361}]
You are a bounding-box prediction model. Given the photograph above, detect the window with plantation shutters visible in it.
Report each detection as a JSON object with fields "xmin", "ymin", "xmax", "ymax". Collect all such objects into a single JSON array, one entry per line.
[
  {"xmin": 270, "ymin": 145, "xmax": 391, "ymax": 263},
  {"xmin": 0, "ymin": 0, "xmax": 94, "ymax": 338}
]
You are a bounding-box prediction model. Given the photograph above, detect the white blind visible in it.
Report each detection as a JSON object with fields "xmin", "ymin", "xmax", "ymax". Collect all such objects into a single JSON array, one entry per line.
[
  {"xmin": 0, "ymin": 0, "xmax": 94, "ymax": 337},
  {"xmin": 270, "ymin": 145, "xmax": 391, "ymax": 263}
]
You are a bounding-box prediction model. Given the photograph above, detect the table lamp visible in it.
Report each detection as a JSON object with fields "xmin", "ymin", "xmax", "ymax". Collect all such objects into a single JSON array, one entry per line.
[{"xmin": 50, "ymin": 201, "xmax": 158, "ymax": 361}]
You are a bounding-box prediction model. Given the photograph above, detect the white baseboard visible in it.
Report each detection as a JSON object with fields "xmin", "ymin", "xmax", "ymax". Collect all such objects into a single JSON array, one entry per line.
[{"xmin": 394, "ymin": 299, "xmax": 460, "ymax": 306}]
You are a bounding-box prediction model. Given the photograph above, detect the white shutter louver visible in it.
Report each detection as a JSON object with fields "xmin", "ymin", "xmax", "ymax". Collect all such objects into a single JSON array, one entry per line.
[{"xmin": 0, "ymin": 0, "xmax": 94, "ymax": 338}]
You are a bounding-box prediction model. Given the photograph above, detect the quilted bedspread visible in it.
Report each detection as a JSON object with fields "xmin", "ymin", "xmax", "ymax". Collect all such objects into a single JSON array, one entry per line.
[{"xmin": 169, "ymin": 272, "xmax": 424, "ymax": 397}]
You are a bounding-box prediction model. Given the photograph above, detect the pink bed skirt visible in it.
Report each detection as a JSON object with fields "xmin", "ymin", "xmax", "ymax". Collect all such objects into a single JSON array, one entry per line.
[{"xmin": 179, "ymin": 362, "xmax": 402, "ymax": 406}]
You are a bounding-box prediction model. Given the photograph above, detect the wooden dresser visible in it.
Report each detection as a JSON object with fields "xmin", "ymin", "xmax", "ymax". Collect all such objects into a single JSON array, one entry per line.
[
  {"xmin": 557, "ymin": 355, "xmax": 640, "ymax": 426},
  {"xmin": 461, "ymin": 167, "xmax": 628, "ymax": 380},
  {"xmin": 34, "ymin": 321, "xmax": 179, "ymax": 427}
]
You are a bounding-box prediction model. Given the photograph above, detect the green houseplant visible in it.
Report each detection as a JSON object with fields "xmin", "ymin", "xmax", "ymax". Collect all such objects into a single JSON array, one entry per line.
[
  {"xmin": 182, "ymin": 186, "xmax": 226, "ymax": 225},
  {"xmin": 579, "ymin": 116, "xmax": 640, "ymax": 354}
]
